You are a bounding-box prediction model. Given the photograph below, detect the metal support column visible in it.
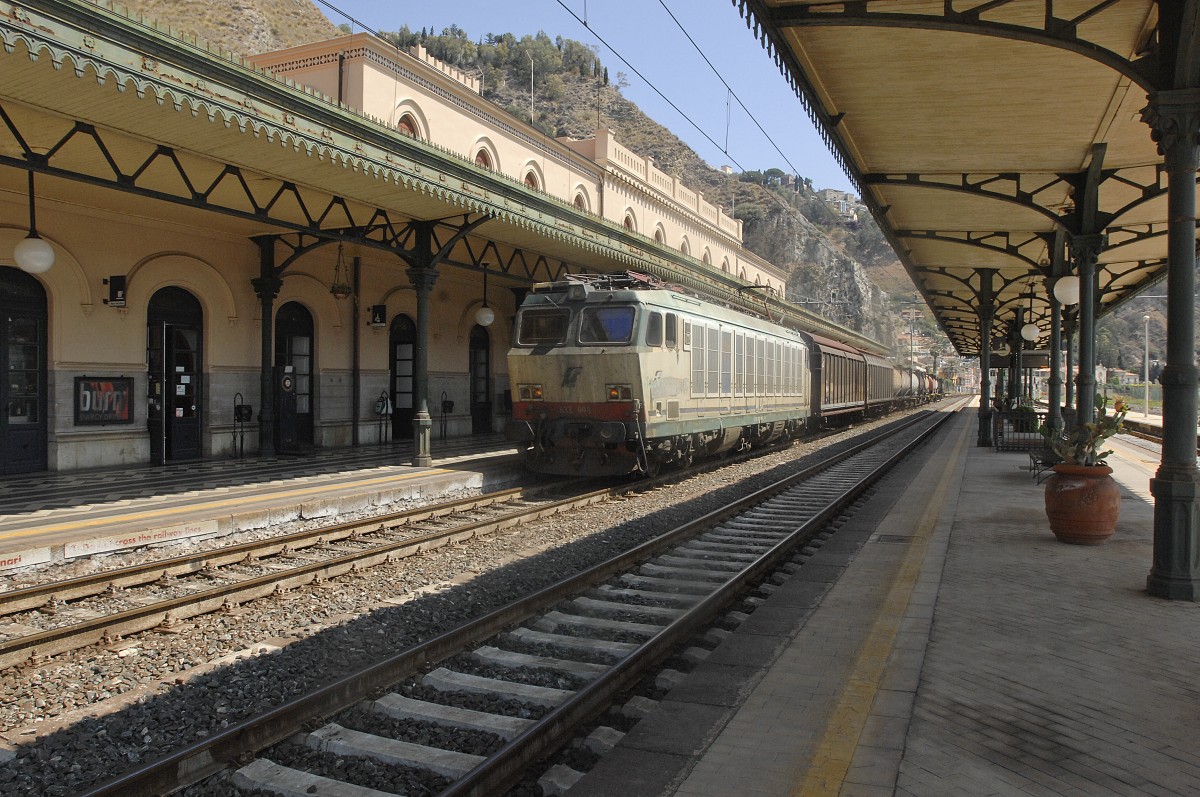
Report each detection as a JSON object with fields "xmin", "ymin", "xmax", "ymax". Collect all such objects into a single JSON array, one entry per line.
[
  {"xmin": 977, "ymin": 270, "xmax": 994, "ymax": 446},
  {"xmin": 1063, "ymin": 308, "xmax": 1077, "ymax": 415},
  {"xmin": 1006, "ymin": 318, "xmax": 1020, "ymax": 407},
  {"xmin": 1071, "ymin": 234, "xmax": 1103, "ymax": 425},
  {"xmin": 1011, "ymin": 309, "xmax": 1025, "ymax": 404},
  {"xmin": 1048, "ymin": 281, "xmax": 1064, "ymax": 433},
  {"xmin": 406, "ymin": 224, "xmax": 439, "ymax": 467},
  {"xmin": 1143, "ymin": 89, "xmax": 1200, "ymax": 600},
  {"xmin": 351, "ymin": 256, "xmax": 361, "ymax": 447},
  {"xmin": 251, "ymin": 238, "xmax": 282, "ymax": 454}
]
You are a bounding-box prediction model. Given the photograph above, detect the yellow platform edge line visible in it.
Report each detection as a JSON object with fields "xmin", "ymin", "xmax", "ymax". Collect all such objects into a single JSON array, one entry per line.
[
  {"xmin": 794, "ymin": 415, "xmax": 970, "ymax": 796},
  {"xmin": 0, "ymin": 467, "xmax": 456, "ymax": 541}
]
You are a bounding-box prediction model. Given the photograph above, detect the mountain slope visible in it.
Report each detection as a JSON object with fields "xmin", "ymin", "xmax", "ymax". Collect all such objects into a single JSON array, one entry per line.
[{"xmin": 111, "ymin": 0, "xmax": 339, "ymax": 56}]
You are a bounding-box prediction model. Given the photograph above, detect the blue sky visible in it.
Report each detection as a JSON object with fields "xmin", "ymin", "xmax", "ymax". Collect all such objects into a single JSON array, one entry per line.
[{"xmin": 315, "ymin": 0, "xmax": 855, "ymax": 192}]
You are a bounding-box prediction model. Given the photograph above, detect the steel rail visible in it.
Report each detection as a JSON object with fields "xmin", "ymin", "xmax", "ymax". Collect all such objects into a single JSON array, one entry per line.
[
  {"xmin": 76, "ymin": 409, "xmax": 946, "ymax": 797},
  {"xmin": 0, "ymin": 427, "xmax": 825, "ymax": 668},
  {"xmin": 1, "ymin": 425, "xmax": 829, "ymax": 617},
  {"xmin": 0, "ymin": 487, "xmax": 530, "ymax": 615},
  {"xmin": 440, "ymin": 409, "xmax": 951, "ymax": 797},
  {"xmin": 0, "ymin": 486, "xmax": 611, "ymax": 671}
]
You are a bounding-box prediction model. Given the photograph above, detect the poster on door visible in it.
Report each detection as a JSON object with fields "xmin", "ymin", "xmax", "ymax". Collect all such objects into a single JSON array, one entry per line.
[{"xmin": 74, "ymin": 377, "xmax": 134, "ymax": 425}]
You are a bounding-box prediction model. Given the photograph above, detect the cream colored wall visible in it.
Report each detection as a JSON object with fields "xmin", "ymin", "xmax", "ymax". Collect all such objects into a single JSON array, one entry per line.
[
  {"xmin": 5, "ymin": 32, "xmax": 796, "ymax": 472},
  {"xmin": 1, "ymin": 195, "xmax": 263, "ymax": 469},
  {"xmin": 585, "ymin": 130, "xmax": 785, "ymax": 296},
  {"xmin": 252, "ymin": 35, "xmax": 781, "ymax": 292},
  {"xmin": 2, "ymin": 189, "xmax": 512, "ymax": 469}
]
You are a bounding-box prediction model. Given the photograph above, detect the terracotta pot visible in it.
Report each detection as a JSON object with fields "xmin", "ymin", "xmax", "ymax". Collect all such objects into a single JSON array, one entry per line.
[{"xmin": 1043, "ymin": 463, "xmax": 1120, "ymax": 545}]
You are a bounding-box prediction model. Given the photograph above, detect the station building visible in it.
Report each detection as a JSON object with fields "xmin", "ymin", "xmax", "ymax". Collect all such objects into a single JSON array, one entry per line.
[{"xmin": 2, "ymin": 11, "xmax": 865, "ymax": 477}]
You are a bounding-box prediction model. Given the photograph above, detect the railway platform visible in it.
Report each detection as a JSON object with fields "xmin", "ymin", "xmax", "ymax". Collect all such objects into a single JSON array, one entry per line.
[
  {"xmin": 570, "ymin": 406, "xmax": 1198, "ymax": 797},
  {"xmin": 0, "ymin": 434, "xmax": 519, "ymax": 574}
]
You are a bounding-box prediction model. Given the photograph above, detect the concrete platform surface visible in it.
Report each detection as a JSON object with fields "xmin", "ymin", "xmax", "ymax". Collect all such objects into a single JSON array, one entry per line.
[
  {"xmin": 570, "ymin": 408, "xmax": 1198, "ymax": 797},
  {"xmin": 0, "ymin": 435, "xmax": 519, "ymax": 571}
]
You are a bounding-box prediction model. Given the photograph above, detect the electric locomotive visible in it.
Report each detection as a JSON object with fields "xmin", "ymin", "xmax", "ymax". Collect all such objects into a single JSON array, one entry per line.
[{"xmin": 506, "ymin": 273, "xmax": 811, "ymax": 476}]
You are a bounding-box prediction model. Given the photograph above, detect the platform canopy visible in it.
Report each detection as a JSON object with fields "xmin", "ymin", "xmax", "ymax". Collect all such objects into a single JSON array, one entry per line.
[{"xmin": 740, "ymin": 1, "xmax": 1193, "ymax": 356}]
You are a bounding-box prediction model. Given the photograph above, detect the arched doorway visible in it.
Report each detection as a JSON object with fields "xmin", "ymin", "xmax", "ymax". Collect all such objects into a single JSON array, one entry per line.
[
  {"xmin": 469, "ymin": 325, "xmax": 491, "ymax": 435},
  {"xmin": 147, "ymin": 286, "xmax": 203, "ymax": 463},
  {"xmin": 390, "ymin": 314, "xmax": 416, "ymax": 440},
  {"xmin": 274, "ymin": 302, "xmax": 315, "ymax": 447},
  {"xmin": 0, "ymin": 267, "xmax": 48, "ymax": 474}
]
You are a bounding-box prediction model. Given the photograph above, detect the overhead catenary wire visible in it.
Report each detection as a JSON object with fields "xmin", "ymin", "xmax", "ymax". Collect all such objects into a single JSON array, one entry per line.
[
  {"xmin": 552, "ymin": 0, "xmax": 746, "ymax": 173},
  {"xmin": 655, "ymin": 0, "xmax": 804, "ymax": 177},
  {"xmin": 314, "ymin": 0, "xmax": 805, "ymax": 187}
]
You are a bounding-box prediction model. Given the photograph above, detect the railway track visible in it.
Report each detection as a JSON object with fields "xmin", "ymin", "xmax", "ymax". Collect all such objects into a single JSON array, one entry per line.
[
  {"xmin": 0, "ymin": 421, "xmax": 856, "ymax": 673},
  {"xmin": 0, "ymin": 484, "xmax": 609, "ymax": 672},
  {"xmin": 77, "ymin": 407, "xmax": 953, "ymax": 797}
]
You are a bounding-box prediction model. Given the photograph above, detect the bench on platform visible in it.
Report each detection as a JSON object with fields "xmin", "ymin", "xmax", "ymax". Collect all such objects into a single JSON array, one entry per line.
[
  {"xmin": 1029, "ymin": 447, "xmax": 1062, "ymax": 483},
  {"xmin": 992, "ymin": 409, "xmax": 1048, "ymax": 452}
]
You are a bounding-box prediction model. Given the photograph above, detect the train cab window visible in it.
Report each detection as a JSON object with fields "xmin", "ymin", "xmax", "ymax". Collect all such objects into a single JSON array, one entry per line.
[
  {"xmin": 665, "ymin": 313, "xmax": 678, "ymax": 348},
  {"xmin": 580, "ymin": 306, "xmax": 635, "ymax": 344},
  {"xmin": 646, "ymin": 312, "xmax": 663, "ymax": 347},
  {"xmin": 516, "ymin": 308, "xmax": 570, "ymax": 345}
]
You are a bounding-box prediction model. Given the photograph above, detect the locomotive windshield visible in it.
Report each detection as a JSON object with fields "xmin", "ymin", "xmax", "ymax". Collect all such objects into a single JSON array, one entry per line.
[
  {"xmin": 579, "ymin": 306, "xmax": 635, "ymax": 344},
  {"xmin": 516, "ymin": 308, "xmax": 569, "ymax": 345}
]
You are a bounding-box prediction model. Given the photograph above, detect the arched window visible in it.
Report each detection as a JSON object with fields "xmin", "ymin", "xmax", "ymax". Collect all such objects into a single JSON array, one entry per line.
[
  {"xmin": 680, "ymin": 237, "xmax": 690, "ymax": 256},
  {"xmin": 574, "ymin": 193, "xmax": 587, "ymax": 211},
  {"xmin": 475, "ymin": 149, "xmax": 492, "ymax": 169},
  {"xmin": 654, "ymin": 227, "xmax": 665, "ymax": 244},
  {"xmin": 623, "ymin": 213, "xmax": 636, "ymax": 232},
  {"xmin": 702, "ymin": 249, "xmax": 712, "ymax": 265},
  {"xmin": 397, "ymin": 114, "xmax": 419, "ymax": 138},
  {"xmin": 722, "ymin": 258, "xmax": 730, "ymax": 273},
  {"xmin": 524, "ymin": 171, "xmax": 539, "ymax": 190}
]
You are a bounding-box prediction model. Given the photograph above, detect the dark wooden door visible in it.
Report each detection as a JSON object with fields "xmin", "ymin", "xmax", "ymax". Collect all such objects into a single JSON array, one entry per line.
[
  {"xmin": 391, "ymin": 314, "xmax": 415, "ymax": 439},
  {"xmin": 148, "ymin": 287, "xmax": 203, "ymax": 463},
  {"xmin": 469, "ymin": 325, "xmax": 491, "ymax": 435},
  {"xmin": 0, "ymin": 268, "xmax": 47, "ymax": 474},
  {"xmin": 274, "ymin": 302, "xmax": 315, "ymax": 446}
]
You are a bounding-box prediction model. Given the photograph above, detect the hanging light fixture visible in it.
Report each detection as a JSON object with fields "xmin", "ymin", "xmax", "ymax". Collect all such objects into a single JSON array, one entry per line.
[
  {"xmin": 474, "ymin": 264, "xmax": 495, "ymax": 327},
  {"xmin": 329, "ymin": 241, "xmax": 352, "ymax": 300},
  {"xmin": 1053, "ymin": 274, "xmax": 1080, "ymax": 305},
  {"xmin": 14, "ymin": 171, "xmax": 55, "ymax": 274},
  {"xmin": 1021, "ymin": 280, "xmax": 1040, "ymax": 342}
]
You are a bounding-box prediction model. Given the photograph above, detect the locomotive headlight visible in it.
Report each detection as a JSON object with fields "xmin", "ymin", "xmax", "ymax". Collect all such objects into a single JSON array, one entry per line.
[
  {"xmin": 606, "ymin": 384, "xmax": 633, "ymax": 401},
  {"xmin": 518, "ymin": 384, "xmax": 544, "ymax": 401}
]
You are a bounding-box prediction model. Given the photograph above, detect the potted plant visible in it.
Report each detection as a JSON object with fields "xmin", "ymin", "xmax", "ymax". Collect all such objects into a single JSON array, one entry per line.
[{"xmin": 1043, "ymin": 397, "xmax": 1127, "ymax": 544}]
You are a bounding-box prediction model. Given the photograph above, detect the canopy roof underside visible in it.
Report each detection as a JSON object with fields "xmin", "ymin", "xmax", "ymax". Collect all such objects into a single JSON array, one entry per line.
[{"xmin": 744, "ymin": 0, "xmax": 1194, "ymax": 355}]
